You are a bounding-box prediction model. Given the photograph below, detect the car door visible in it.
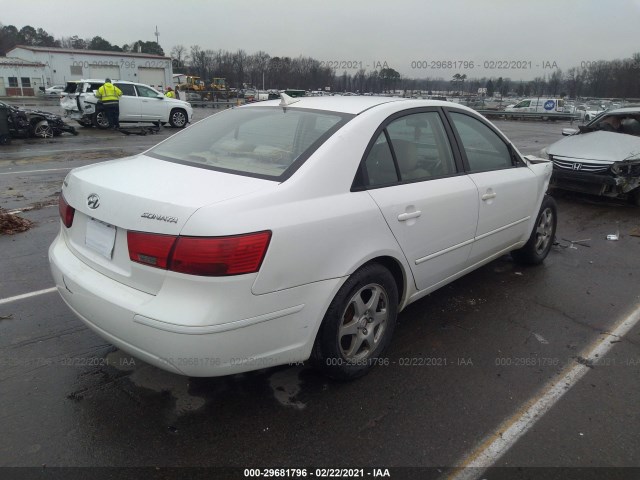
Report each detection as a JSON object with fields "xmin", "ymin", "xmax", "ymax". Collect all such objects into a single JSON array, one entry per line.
[
  {"xmin": 445, "ymin": 110, "xmax": 537, "ymax": 264},
  {"xmin": 362, "ymin": 110, "xmax": 479, "ymax": 292},
  {"xmin": 135, "ymin": 84, "xmax": 166, "ymax": 122},
  {"xmin": 114, "ymin": 83, "xmax": 140, "ymax": 121}
]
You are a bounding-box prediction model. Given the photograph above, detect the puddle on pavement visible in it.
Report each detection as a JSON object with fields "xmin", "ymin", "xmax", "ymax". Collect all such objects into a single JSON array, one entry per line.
[
  {"xmin": 105, "ymin": 350, "xmax": 324, "ymax": 414},
  {"xmin": 268, "ymin": 366, "xmax": 307, "ymax": 410},
  {"xmin": 106, "ymin": 349, "xmax": 206, "ymax": 414}
]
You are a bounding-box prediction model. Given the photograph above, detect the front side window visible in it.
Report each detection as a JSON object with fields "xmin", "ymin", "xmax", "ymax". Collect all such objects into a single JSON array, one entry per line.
[
  {"xmin": 136, "ymin": 85, "xmax": 160, "ymax": 98},
  {"xmin": 149, "ymin": 107, "xmax": 351, "ymax": 179},
  {"xmin": 449, "ymin": 112, "xmax": 513, "ymax": 172},
  {"xmin": 514, "ymin": 100, "xmax": 530, "ymax": 108}
]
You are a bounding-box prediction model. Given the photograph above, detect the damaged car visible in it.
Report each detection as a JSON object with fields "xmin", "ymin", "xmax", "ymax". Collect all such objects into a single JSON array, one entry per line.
[
  {"xmin": 0, "ymin": 100, "xmax": 77, "ymax": 139},
  {"xmin": 61, "ymin": 79, "xmax": 193, "ymax": 129},
  {"xmin": 541, "ymin": 107, "xmax": 640, "ymax": 205}
]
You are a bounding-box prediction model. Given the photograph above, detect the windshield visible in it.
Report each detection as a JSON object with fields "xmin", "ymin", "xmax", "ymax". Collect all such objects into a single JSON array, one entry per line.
[
  {"xmin": 148, "ymin": 106, "xmax": 353, "ymax": 180},
  {"xmin": 584, "ymin": 113, "xmax": 640, "ymax": 136}
]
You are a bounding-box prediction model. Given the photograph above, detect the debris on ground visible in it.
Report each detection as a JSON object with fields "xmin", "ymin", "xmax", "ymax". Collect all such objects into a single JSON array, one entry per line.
[
  {"xmin": 0, "ymin": 208, "xmax": 34, "ymax": 235},
  {"xmin": 119, "ymin": 124, "xmax": 161, "ymax": 136},
  {"xmin": 629, "ymin": 227, "xmax": 640, "ymax": 237},
  {"xmin": 606, "ymin": 233, "xmax": 619, "ymax": 241},
  {"xmin": 560, "ymin": 238, "xmax": 591, "ymax": 249},
  {"xmin": 0, "ymin": 314, "xmax": 14, "ymax": 321}
]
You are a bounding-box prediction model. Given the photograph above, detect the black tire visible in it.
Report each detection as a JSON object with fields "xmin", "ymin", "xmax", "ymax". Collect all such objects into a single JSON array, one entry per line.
[
  {"xmin": 630, "ymin": 189, "xmax": 640, "ymax": 207},
  {"xmin": 92, "ymin": 111, "xmax": 110, "ymax": 129},
  {"xmin": 169, "ymin": 108, "xmax": 188, "ymax": 128},
  {"xmin": 0, "ymin": 135, "xmax": 10, "ymax": 145},
  {"xmin": 311, "ymin": 263, "xmax": 398, "ymax": 380},
  {"xmin": 512, "ymin": 195, "xmax": 557, "ymax": 265}
]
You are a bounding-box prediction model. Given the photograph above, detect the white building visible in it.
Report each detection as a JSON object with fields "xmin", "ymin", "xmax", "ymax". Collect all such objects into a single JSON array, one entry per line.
[
  {"xmin": 5, "ymin": 45, "xmax": 174, "ymax": 94},
  {"xmin": 0, "ymin": 57, "xmax": 47, "ymax": 96}
]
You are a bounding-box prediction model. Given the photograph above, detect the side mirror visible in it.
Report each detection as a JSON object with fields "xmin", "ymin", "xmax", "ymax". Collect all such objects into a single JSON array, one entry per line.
[
  {"xmin": 157, "ymin": 95, "xmax": 165, "ymax": 99},
  {"xmin": 562, "ymin": 128, "xmax": 578, "ymax": 136}
]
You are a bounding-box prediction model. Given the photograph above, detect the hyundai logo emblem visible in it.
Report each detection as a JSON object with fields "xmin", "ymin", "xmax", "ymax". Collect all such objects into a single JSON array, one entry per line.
[
  {"xmin": 572, "ymin": 163, "xmax": 582, "ymax": 171},
  {"xmin": 87, "ymin": 194, "xmax": 100, "ymax": 209}
]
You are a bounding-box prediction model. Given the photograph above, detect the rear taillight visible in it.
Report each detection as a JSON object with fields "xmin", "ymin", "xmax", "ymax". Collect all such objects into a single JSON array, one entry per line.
[
  {"xmin": 58, "ymin": 193, "xmax": 75, "ymax": 228},
  {"xmin": 127, "ymin": 231, "xmax": 176, "ymax": 269},
  {"xmin": 171, "ymin": 232, "xmax": 272, "ymax": 276},
  {"xmin": 127, "ymin": 230, "xmax": 271, "ymax": 277}
]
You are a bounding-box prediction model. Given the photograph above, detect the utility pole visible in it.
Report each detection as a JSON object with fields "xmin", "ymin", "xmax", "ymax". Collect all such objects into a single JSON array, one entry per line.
[{"xmin": 155, "ymin": 26, "xmax": 160, "ymax": 45}]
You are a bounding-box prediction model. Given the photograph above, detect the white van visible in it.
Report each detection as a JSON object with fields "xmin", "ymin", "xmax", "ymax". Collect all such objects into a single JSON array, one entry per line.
[{"xmin": 506, "ymin": 98, "xmax": 566, "ymax": 113}]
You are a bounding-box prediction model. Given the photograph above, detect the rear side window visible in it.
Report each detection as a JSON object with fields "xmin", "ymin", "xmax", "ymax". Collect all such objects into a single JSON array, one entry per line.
[
  {"xmin": 148, "ymin": 107, "xmax": 351, "ymax": 180},
  {"xmin": 364, "ymin": 133, "xmax": 398, "ymax": 186},
  {"xmin": 361, "ymin": 111, "xmax": 457, "ymax": 188},
  {"xmin": 64, "ymin": 83, "xmax": 79, "ymax": 94},
  {"xmin": 386, "ymin": 112, "xmax": 456, "ymax": 180},
  {"xmin": 449, "ymin": 112, "xmax": 513, "ymax": 172},
  {"xmin": 116, "ymin": 83, "xmax": 136, "ymax": 96}
]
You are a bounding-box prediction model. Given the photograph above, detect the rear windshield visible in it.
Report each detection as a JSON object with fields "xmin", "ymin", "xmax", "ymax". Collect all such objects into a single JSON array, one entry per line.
[{"xmin": 148, "ymin": 107, "xmax": 353, "ymax": 180}]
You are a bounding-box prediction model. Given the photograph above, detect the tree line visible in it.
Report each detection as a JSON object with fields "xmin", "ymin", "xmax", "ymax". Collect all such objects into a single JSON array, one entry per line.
[
  {"xmin": 0, "ymin": 24, "xmax": 164, "ymax": 56},
  {"xmin": 2, "ymin": 23, "xmax": 639, "ymax": 98},
  {"xmin": 172, "ymin": 45, "xmax": 406, "ymax": 92}
]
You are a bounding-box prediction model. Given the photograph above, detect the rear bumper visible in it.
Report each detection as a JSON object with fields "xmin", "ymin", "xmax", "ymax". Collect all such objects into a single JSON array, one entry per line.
[{"xmin": 49, "ymin": 232, "xmax": 342, "ymax": 376}]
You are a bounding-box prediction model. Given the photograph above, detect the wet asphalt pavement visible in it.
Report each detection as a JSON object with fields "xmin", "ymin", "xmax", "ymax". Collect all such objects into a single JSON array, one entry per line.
[{"xmin": 0, "ymin": 105, "xmax": 639, "ymax": 479}]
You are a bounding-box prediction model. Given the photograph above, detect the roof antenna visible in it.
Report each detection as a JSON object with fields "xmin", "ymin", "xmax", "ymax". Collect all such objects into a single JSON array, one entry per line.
[{"xmin": 279, "ymin": 92, "xmax": 300, "ymax": 109}]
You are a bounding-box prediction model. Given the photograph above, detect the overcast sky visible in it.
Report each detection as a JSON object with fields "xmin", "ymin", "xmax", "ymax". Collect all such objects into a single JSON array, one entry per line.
[{"xmin": 3, "ymin": 0, "xmax": 640, "ymax": 80}]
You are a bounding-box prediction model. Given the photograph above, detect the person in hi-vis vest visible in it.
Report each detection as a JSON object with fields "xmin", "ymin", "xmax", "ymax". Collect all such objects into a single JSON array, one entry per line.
[{"xmin": 95, "ymin": 79, "xmax": 123, "ymax": 129}]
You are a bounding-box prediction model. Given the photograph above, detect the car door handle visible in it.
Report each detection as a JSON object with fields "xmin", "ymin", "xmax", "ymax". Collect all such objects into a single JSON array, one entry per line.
[
  {"xmin": 398, "ymin": 211, "xmax": 422, "ymax": 221},
  {"xmin": 482, "ymin": 192, "xmax": 497, "ymax": 201}
]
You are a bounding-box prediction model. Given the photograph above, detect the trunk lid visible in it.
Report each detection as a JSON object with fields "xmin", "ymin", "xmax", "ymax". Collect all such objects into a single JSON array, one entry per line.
[{"xmin": 62, "ymin": 155, "xmax": 277, "ymax": 294}]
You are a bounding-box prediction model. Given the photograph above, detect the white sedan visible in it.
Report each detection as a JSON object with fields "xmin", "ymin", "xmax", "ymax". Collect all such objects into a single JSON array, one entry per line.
[
  {"xmin": 43, "ymin": 85, "xmax": 66, "ymax": 96},
  {"xmin": 49, "ymin": 96, "xmax": 556, "ymax": 379}
]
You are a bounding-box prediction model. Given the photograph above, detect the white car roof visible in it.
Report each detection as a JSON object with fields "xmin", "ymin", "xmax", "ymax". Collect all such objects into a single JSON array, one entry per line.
[
  {"xmin": 245, "ymin": 96, "xmax": 477, "ymax": 115},
  {"xmin": 70, "ymin": 79, "xmax": 140, "ymax": 85}
]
